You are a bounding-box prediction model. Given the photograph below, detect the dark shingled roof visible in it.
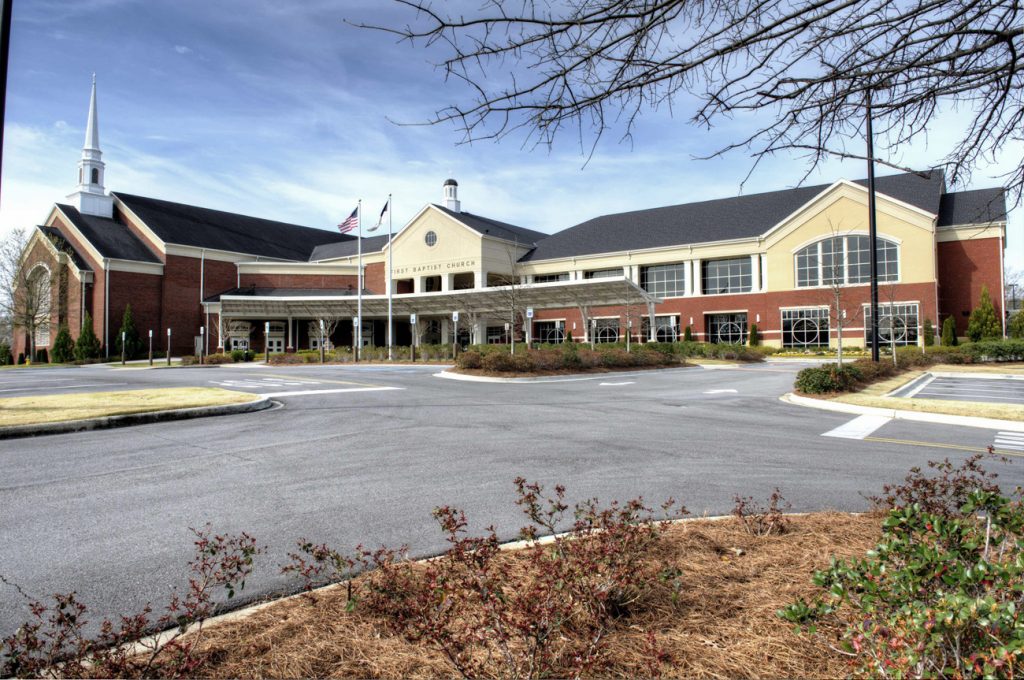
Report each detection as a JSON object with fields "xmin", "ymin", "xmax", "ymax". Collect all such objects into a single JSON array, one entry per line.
[
  {"xmin": 204, "ymin": 287, "xmax": 364, "ymax": 303},
  {"xmin": 937, "ymin": 188, "xmax": 1007, "ymax": 226},
  {"xmin": 521, "ymin": 171, "xmax": 947, "ymax": 262},
  {"xmin": 309, "ymin": 235, "xmax": 390, "ymax": 261},
  {"xmin": 433, "ymin": 205, "xmax": 549, "ymax": 245},
  {"xmin": 57, "ymin": 205, "xmax": 162, "ymax": 263},
  {"xmin": 38, "ymin": 226, "xmax": 91, "ymax": 271},
  {"xmin": 113, "ymin": 193, "xmax": 351, "ymax": 261}
]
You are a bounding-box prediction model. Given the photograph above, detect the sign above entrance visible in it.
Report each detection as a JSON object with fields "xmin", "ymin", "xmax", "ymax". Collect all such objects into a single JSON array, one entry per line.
[{"xmin": 393, "ymin": 259, "xmax": 477, "ymax": 277}]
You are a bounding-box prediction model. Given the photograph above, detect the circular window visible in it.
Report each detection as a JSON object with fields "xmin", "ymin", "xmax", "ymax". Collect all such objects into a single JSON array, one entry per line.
[{"xmin": 424, "ymin": 231, "xmax": 437, "ymax": 247}]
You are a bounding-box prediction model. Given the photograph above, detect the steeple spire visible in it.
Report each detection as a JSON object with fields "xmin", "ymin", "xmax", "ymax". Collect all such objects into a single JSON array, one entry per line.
[
  {"xmin": 67, "ymin": 75, "xmax": 114, "ymax": 218},
  {"xmin": 84, "ymin": 73, "xmax": 100, "ymax": 151}
]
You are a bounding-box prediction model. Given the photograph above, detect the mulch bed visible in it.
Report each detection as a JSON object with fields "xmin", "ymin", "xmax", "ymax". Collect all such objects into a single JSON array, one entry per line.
[{"xmin": 195, "ymin": 513, "xmax": 879, "ymax": 678}]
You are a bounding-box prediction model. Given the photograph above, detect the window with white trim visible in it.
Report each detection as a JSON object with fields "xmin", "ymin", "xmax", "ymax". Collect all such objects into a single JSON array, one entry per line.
[
  {"xmin": 641, "ymin": 315, "xmax": 678, "ymax": 341},
  {"xmin": 594, "ymin": 318, "xmax": 619, "ymax": 342},
  {"xmin": 795, "ymin": 235, "xmax": 898, "ymax": 287},
  {"xmin": 584, "ymin": 268, "xmax": 623, "ymax": 279},
  {"xmin": 706, "ymin": 313, "xmax": 748, "ymax": 344},
  {"xmin": 533, "ymin": 320, "xmax": 565, "ymax": 343},
  {"xmin": 863, "ymin": 303, "xmax": 919, "ymax": 346},
  {"xmin": 640, "ymin": 263, "xmax": 686, "ymax": 297},
  {"xmin": 781, "ymin": 308, "xmax": 830, "ymax": 348},
  {"xmin": 533, "ymin": 272, "xmax": 569, "ymax": 283},
  {"xmin": 701, "ymin": 258, "xmax": 752, "ymax": 295}
]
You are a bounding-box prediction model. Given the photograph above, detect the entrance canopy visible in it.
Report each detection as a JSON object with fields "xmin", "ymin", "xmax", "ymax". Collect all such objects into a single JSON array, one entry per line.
[{"xmin": 209, "ymin": 277, "xmax": 662, "ymax": 319}]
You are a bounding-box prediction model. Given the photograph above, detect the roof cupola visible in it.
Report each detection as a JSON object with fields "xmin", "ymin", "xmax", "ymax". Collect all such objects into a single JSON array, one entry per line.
[
  {"xmin": 67, "ymin": 75, "xmax": 114, "ymax": 218},
  {"xmin": 443, "ymin": 178, "xmax": 460, "ymax": 212}
]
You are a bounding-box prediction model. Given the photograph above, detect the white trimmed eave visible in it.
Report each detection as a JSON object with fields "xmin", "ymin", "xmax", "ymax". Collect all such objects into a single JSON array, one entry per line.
[
  {"xmin": 520, "ymin": 235, "xmax": 762, "ymax": 268},
  {"xmin": 217, "ymin": 277, "xmax": 661, "ymax": 318},
  {"xmin": 27, "ymin": 227, "xmax": 93, "ymax": 281},
  {"xmin": 164, "ymin": 243, "xmax": 296, "ymax": 263},
  {"xmin": 106, "ymin": 258, "xmax": 164, "ymax": 275}
]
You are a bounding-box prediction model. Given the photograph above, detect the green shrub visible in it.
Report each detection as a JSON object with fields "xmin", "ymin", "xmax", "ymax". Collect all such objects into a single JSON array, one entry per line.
[
  {"xmin": 682, "ymin": 325, "xmax": 693, "ymax": 342},
  {"xmin": 941, "ymin": 316, "xmax": 958, "ymax": 346},
  {"xmin": 203, "ymin": 353, "xmax": 234, "ymax": 365},
  {"xmin": 967, "ymin": 285, "xmax": 1002, "ymax": 341},
  {"xmin": 961, "ymin": 339, "xmax": 1024, "ymax": 362},
  {"xmin": 113, "ymin": 304, "xmax": 143, "ymax": 360},
  {"xmin": 794, "ymin": 363, "xmax": 863, "ymax": 393},
  {"xmin": 1009, "ymin": 311, "xmax": 1024, "ymax": 339},
  {"xmin": 481, "ymin": 351, "xmax": 518, "ymax": 372},
  {"xmin": 50, "ymin": 324, "xmax": 74, "ymax": 363},
  {"xmin": 748, "ymin": 323, "xmax": 760, "ymax": 346},
  {"xmin": 230, "ymin": 349, "xmax": 245, "ymax": 363},
  {"xmin": 0, "ymin": 342, "xmax": 12, "ymax": 365},
  {"xmin": 75, "ymin": 313, "xmax": 102, "ymax": 361},
  {"xmin": 456, "ymin": 350, "xmax": 482, "ymax": 369},
  {"xmin": 922, "ymin": 317, "xmax": 934, "ymax": 346},
  {"xmin": 780, "ymin": 487, "xmax": 1024, "ymax": 678}
]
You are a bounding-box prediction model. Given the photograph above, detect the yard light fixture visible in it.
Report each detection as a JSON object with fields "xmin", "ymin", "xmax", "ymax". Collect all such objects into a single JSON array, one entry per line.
[
  {"xmin": 148, "ymin": 329, "xmax": 153, "ymax": 366},
  {"xmin": 121, "ymin": 331, "xmax": 125, "ymax": 365},
  {"xmin": 866, "ymin": 88, "xmax": 881, "ymax": 362},
  {"xmin": 264, "ymin": 321, "xmax": 270, "ymax": 364},
  {"xmin": 199, "ymin": 326, "xmax": 204, "ymax": 365},
  {"xmin": 166, "ymin": 328, "xmax": 171, "ymax": 366}
]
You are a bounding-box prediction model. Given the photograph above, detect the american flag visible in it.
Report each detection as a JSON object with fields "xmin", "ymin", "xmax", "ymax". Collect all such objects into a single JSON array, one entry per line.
[{"xmin": 337, "ymin": 207, "xmax": 359, "ymax": 234}]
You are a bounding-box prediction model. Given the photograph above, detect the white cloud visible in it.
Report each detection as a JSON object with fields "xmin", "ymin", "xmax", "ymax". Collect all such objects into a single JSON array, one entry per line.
[{"xmin": 173, "ymin": 45, "xmax": 192, "ymax": 55}]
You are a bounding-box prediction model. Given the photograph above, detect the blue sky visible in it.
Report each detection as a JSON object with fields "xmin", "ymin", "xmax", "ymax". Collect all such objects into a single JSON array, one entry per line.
[{"xmin": 2, "ymin": 0, "xmax": 1021, "ymax": 271}]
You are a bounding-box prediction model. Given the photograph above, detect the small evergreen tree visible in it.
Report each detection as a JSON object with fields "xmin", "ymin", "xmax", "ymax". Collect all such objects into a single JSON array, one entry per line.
[
  {"xmin": 683, "ymin": 325, "xmax": 693, "ymax": 342},
  {"xmin": 748, "ymin": 323, "xmax": 760, "ymax": 346},
  {"xmin": 565, "ymin": 329, "xmax": 574, "ymax": 343},
  {"xmin": 51, "ymin": 324, "xmax": 74, "ymax": 363},
  {"xmin": 75, "ymin": 313, "xmax": 102, "ymax": 361},
  {"xmin": 941, "ymin": 316, "xmax": 958, "ymax": 346},
  {"xmin": 1010, "ymin": 311, "xmax": 1024, "ymax": 339},
  {"xmin": 922, "ymin": 318, "xmax": 935, "ymax": 346},
  {"xmin": 114, "ymin": 304, "xmax": 143, "ymax": 360},
  {"xmin": 0, "ymin": 342, "xmax": 11, "ymax": 365},
  {"xmin": 966, "ymin": 285, "xmax": 1002, "ymax": 341}
]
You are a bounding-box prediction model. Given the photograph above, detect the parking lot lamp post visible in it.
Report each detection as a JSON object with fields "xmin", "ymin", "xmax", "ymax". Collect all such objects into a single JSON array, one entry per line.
[
  {"xmin": 121, "ymin": 331, "xmax": 125, "ymax": 365},
  {"xmin": 264, "ymin": 321, "xmax": 270, "ymax": 364},
  {"xmin": 319, "ymin": 319, "xmax": 325, "ymax": 364},
  {"xmin": 199, "ymin": 326, "xmax": 204, "ymax": 365},
  {"xmin": 166, "ymin": 328, "xmax": 171, "ymax": 366},
  {"xmin": 866, "ymin": 88, "xmax": 880, "ymax": 362},
  {"xmin": 410, "ymin": 313, "xmax": 417, "ymax": 362},
  {"xmin": 148, "ymin": 329, "xmax": 153, "ymax": 366},
  {"xmin": 626, "ymin": 319, "xmax": 632, "ymax": 353}
]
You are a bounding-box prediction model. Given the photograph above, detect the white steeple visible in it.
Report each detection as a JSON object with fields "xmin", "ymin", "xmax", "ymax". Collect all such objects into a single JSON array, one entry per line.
[
  {"xmin": 67, "ymin": 74, "xmax": 114, "ymax": 218},
  {"xmin": 443, "ymin": 178, "xmax": 460, "ymax": 212}
]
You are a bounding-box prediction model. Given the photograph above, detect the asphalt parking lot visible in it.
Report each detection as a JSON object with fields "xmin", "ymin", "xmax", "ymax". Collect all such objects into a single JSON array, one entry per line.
[
  {"xmin": 897, "ymin": 373, "xmax": 1024, "ymax": 405},
  {"xmin": 1, "ymin": 360, "xmax": 1021, "ymax": 638}
]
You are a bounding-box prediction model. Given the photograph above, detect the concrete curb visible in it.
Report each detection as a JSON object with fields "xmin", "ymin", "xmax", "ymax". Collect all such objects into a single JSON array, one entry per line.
[
  {"xmin": 781, "ymin": 392, "xmax": 1024, "ymax": 432},
  {"xmin": 435, "ymin": 365, "xmax": 697, "ymax": 384},
  {"xmin": 0, "ymin": 395, "xmax": 273, "ymax": 440}
]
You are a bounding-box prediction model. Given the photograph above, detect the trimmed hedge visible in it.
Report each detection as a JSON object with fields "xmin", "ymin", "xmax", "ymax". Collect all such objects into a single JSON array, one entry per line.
[
  {"xmin": 795, "ymin": 340, "xmax": 1024, "ymax": 394},
  {"xmin": 456, "ymin": 345, "xmax": 676, "ymax": 373}
]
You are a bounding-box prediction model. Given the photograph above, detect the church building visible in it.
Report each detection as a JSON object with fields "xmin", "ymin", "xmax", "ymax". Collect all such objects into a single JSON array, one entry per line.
[{"xmin": 13, "ymin": 81, "xmax": 1009, "ymax": 360}]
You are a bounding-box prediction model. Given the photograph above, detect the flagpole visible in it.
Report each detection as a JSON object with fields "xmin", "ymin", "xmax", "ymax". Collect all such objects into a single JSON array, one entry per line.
[
  {"xmin": 387, "ymin": 193, "xmax": 393, "ymax": 361},
  {"xmin": 357, "ymin": 199, "xmax": 362, "ymax": 363}
]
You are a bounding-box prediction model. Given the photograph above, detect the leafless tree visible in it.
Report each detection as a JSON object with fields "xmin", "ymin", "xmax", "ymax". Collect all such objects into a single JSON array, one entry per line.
[
  {"xmin": 818, "ymin": 224, "xmax": 862, "ymax": 366},
  {"xmin": 1005, "ymin": 265, "xmax": 1022, "ymax": 314},
  {"xmin": 489, "ymin": 241, "xmax": 528, "ymax": 354},
  {"xmin": 0, "ymin": 228, "xmax": 57, "ymax": 360},
  {"xmin": 363, "ymin": 0, "xmax": 1022, "ymax": 204}
]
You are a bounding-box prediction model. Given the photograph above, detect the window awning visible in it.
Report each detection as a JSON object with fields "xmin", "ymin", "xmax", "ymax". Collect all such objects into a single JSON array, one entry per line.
[{"xmin": 210, "ymin": 277, "xmax": 661, "ymax": 319}]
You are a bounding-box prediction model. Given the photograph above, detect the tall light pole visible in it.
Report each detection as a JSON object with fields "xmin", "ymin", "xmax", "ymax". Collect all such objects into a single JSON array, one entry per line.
[
  {"xmin": 866, "ymin": 88, "xmax": 880, "ymax": 362},
  {"xmin": 0, "ymin": 0, "xmax": 13, "ymax": 212}
]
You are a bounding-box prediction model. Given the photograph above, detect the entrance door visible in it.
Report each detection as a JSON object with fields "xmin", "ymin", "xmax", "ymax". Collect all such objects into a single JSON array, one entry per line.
[{"xmin": 266, "ymin": 337, "xmax": 284, "ymax": 353}]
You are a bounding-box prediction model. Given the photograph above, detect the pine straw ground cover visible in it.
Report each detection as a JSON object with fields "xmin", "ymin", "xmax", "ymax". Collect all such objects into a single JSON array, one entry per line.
[{"xmin": 194, "ymin": 512, "xmax": 879, "ymax": 679}]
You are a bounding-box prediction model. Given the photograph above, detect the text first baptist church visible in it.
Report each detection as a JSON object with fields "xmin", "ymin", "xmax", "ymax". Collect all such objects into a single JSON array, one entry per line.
[{"xmin": 14, "ymin": 80, "xmax": 1009, "ymax": 360}]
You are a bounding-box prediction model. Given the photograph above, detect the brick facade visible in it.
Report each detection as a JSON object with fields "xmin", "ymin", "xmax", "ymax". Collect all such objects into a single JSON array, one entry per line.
[{"xmin": 937, "ymin": 237, "xmax": 1004, "ymax": 335}]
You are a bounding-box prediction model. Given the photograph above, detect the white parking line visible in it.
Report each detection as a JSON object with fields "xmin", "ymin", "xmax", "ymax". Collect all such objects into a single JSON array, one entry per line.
[
  {"xmin": 599, "ymin": 381, "xmax": 635, "ymax": 386},
  {"xmin": 261, "ymin": 386, "xmax": 402, "ymax": 398},
  {"xmin": 822, "ymin": 414, "xmax": 893, "ymax": 440},
  {"xmin": 995, "ymin": 432, "xmax": 1024, "ymax": 452},
  {"xmin": 704, "ymin": 389, "xmax": 738, "ymax": 394}
]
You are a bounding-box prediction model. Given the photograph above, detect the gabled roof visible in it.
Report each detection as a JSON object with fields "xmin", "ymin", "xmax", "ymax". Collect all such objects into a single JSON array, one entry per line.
[
  {"xmin": 309, "ymin": 235, "xmax": 390, "ymax": 261},
  {"xmin": 432, "ymin": 205, "xmax": 549, "ymax": 245},
  {"xmin": 56, "ymin": 204, "xmax": 162, "ymax": 263},
  {"xmin": 937, "ymin": 188, "xmax": 1007, "ymax": 226},
  {"xmin": 521, "ymin": 171, "xmax": 947, "ymax": 262},
  {"xmin": 113, "ymin": 193, "xmax": 351, "ymax": 261},
  {"xmin": 37, "ymin": 226, "xmax": 91, "ymax": 271}
]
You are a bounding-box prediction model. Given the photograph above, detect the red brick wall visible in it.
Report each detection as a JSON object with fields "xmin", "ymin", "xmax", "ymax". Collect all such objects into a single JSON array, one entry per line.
[
  {"xmin": 108, "ymin": 270, "xmax": 163, "ymax": 351},
  {"xmin": 238, "ymin": 272, "xmax": 359, "ymax": 290},
  {"xmin": 937, "ymin": 237, "xmax": 1004, "ymax": 335},
  {"xmin": 160, "ymin": 255, "xmax": 238, "ymax": 354},
  {"xmin": 364, "ymin": 263, "xmax": 385, "ymax": 294}
]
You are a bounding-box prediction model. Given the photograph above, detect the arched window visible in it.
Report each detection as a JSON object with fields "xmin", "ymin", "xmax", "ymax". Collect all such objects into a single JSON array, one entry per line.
[
  {"xmin": 26, "ymin": 265, "xmax": 52, "ymax": 347},
  {"xmin": 91, "ymin": 168, "xmax": 100, "ymax": 184},
  {"xmin": 795, "ymin": 235, "xmax": 898, "ymax": 287}
]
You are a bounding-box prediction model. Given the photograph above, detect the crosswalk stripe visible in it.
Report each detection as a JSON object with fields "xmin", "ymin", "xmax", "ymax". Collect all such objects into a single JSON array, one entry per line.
[{"xmin": 823, "ymin": 415, "xmax": 892, "ymax": 440}]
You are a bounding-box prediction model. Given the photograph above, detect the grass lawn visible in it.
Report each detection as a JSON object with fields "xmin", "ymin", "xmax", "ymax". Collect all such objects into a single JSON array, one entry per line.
[
  {"xmin": 0, "ymin": 362, "xmax": 75, "ymax": 370},
  {"xmin": 192, "ymin": 513, "xmax": 878, "ymax": 679},
  {"xmin": 828, "ymin": 363, "xmax": 1024, "ymax": 421},
  {"xmin": 0, "ymin": 387, "xmax": 259, "ymax": 427}
]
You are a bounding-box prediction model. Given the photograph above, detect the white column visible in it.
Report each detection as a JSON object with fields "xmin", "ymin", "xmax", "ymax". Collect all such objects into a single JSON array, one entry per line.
[
  {"xmin": 475, "ymin": 270, "xmax": 487, "ymax": 289},
  {"xmin": 441, "ymin": 274, "xmax": 452, "ymax": 292},
  {"xmin": 751, "ymin": 254, "xmax": 761, "ymax": 292},
  {"xmin": 760, "ymin": 254, "xmax": 768, "ymax": 292},
  {"xmin": 287, "ymin": 315, "xmax": 293, "ymax": 350},
  {"xmin": 691, "ymin": 259, "xmax": 702, "ymax": 296}
]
